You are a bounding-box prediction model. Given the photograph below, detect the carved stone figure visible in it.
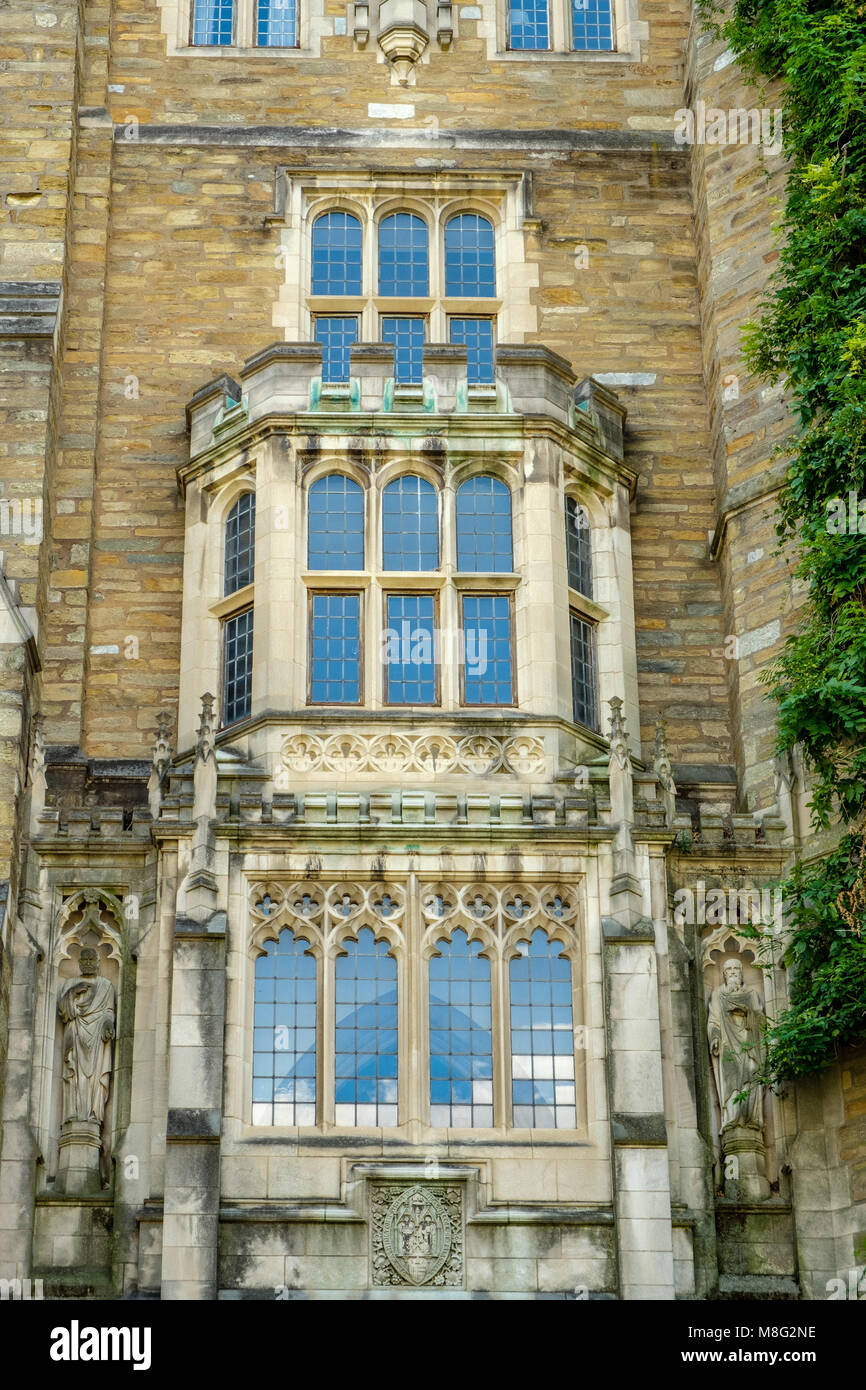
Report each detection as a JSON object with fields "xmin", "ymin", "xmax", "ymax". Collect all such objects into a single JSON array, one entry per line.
[
  {"xmin": 707, "ymin": 958, "xmax": 765, "ymax": 1132},
  {"xmin": 58, "ymin": 948, "xmax": 116, "ymax": 1127}
]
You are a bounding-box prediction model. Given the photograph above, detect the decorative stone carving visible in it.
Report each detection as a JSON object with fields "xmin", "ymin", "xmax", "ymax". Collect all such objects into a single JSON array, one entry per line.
[
  {"xmin": 653, "ymin": 718, "xmax": 677, "ymax": 828},
  {"xmin": 279, "ymin": 730, "xmax": 546, "ymax": 777},
  {"xmin": 707, "ymin": 957, "xmax": 770, "ymax": 1200},
  {"xmin": 371, "ymin": 1184, "xmax": 463, "ymax": 1287},
  {"xmin": 148, "ymin": 710, "xmax": 173, "ymax": 819},
  {"xmin": 56, "ymin": 947, "xmax": 116, "ymax": 1195},
  {"xmin": 377, "ymin": 0, "xmax": 429, "ymax": 86}
]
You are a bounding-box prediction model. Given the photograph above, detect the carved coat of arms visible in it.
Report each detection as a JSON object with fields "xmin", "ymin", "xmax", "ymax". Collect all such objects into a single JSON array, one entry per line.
[{"xmin": 371, "ymin": 1184, "xmax": 463, "ymax": 1287}]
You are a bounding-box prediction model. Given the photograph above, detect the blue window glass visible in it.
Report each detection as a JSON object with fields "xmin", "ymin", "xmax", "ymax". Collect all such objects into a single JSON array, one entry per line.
[
  {"xmin": 456, "ymin": 476, "xmax": 512, "ymax": 572},
  {"xmin": 378, "ymin": 213, "xmax": 429, "ymax": 296},
  {"xmin": 510, "ymin": 929, "xmax": 575, "ymax": 1129},
  {"xmin": 382, "ymin": 475, "xmax": 438, "ymax": 570},
  {"xmin": 449, "ymin": 318, "xmax": 494, "ymax": 384},
  {"xmin": 384, "ymin": 593, "xmax": 437, "ymax": 705},
  {"xmin": 256, "ymin": 0, "xmax": 297, "ymax": 45},
  {"xmin": 222, "ymin": 608, "xmax": 253, "ymax": 724},
  {"xmin": 335, "ymin": 927, "xmax": 398, "ymax": 1127},
  {"xmin": 429, "ymin": 929, "xmax": 493, "ymax": 1128},
  {"xmin": 462, "ymin": 594, "xmax": 513, "ymax": 705},
  {"xmin": 508, "ymin": 0, "xmax": 549, "ymax": 49},
  {"xmin": 310, "ymin": 593, "xmax": 361, "ymax": 703},
  {"xmin": 191, "ymin": 0, "xmax": 234, "ymax": 43},
  {"xmin": 308, "ymin": 475, "xmax": 364, "ymax": 571},
  {"xmin": 311, "ymin": 212, "xmax": 363, "ymax": 296},
  {"xmin": 444, "ymin": 215, "xmax": 496, "ymax": 297},
  {"xmin": 314, "ymin": 316, "xmax": 358, "ymax": 384},
  {"xmin": 570, "ymin": 613, "xmax": 598, "ymax": 729},
  {"xmin": 252, "ymin": 930, "xmax": 316, "ymax": 1126},
  {"xmin": 381, "ymin": 316, "xmax": 425, "ymax": 385},
  {"xmin": 572, "ymin": 0, "xmax": 614, "ymax": 50},
  {"xmin": 224, "ymin": 492, "xmax": 255, "ymax": 595},
  {"xmin": 566, "ymin": 496, "xmax": 593, "ymax": 596}
]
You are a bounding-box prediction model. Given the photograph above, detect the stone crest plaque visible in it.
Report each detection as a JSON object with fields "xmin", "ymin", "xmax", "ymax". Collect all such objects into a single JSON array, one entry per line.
[{"xmin": 370, "ymin": 1184, "xmax": 464, "ymax": 1287}]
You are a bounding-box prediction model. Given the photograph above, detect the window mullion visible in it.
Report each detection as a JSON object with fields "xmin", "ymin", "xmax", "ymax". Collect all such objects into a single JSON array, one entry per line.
[
  {"xmin": 405, "ymin": 871, "xmax": 424, "ymax": 1125},
  {"xmin": 321, "ymin": 944, "xmax": 335, "ymax": 1124},
  {"xmin": 492, "ymin": 948, "xmax": 509, "ymax": 1128}
]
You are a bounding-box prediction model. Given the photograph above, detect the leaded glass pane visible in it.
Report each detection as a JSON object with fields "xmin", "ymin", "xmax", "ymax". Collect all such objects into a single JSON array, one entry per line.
[
  {"xmin": 252, "ymin": 931, "xmax": 316, "ymax": 1126},
  {"xmin": 382, "ymin": 475, "xmax": 438, "ymax": 570},
  {"xmin": 510, "ymin": 929, "xmax": 576, "ymax": 1129},
  {"xmin": 308, "ymin": 474, "xmax": 364, "ymax": 570},
  {"xmin": 456, "ymin": 475, "xmax": 512, "ymax": 572},
  {"xmin": 565, "ymin": 496, "xmax": 593, "ymax": 597},
  {"xmin": 222, "ymin": 608, "xmax": 253, "ymax": 725},
  {"xmin": 191, "ymin": 0, "xmax": 234, "ymax": 44},
  {"xmin": 572, "ymin": 0, "xmax": 614, "ymax": 50},
  {"xmin": 462, "ymin": 594, "xmax": 513, "ymax": 705},
  {"xmin": 449, "ymin": 317, "xmax": 495, "ymax": 384},
  {"xmin": 256, "ymin": 0, "xmax": 297, "ymax": 45},
  {"xmin": 569, "ymin": 612, "xmax": 598, "ymax": 730},
  {"xmin": 314, "ymin": 316, "xmax": 358, "ymax": 384},
  {"xmin": 381, "ymin": 316, "xmax": 425, "ymax": 385},
  {"xmin": 334, "ymin": 927, "xmax": 398, "ymax": 1127},
  {"xmin": 224, "ymin": 491, "xmax": 255, "ymax": 595},
  {"xmin": 508, "ymin": 0, "xmax": 549, "ymax": 49},
  {"xmin": 444, "ymin": 214, "xmax": 496, "ymax": 297},
  {"xmin": 311, "ymin": 212, "xmax": 363, "ymax": 296},
  {"xmin": 310, "ymin": 593, "xmax": 361, "ymax": 703},
  {"xmin": 378, "ymin": 213, "xmax": 429, "ymax": 296},
  {"xmin": 384, "ymin": 593, "xmax": 437, "ymax": 705},
  {"xmin": 429, "ymin": 929, "xmax": 493, "ymax": 1128}
]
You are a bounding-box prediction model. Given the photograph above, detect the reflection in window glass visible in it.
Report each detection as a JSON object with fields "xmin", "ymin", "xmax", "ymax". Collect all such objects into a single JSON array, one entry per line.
[
  {"xmin": 444, "ymin": 215, "xmax": 496, "ymax": 297},
  {"xmin": 449, "ymin": 317, "xmax": 495, "ymax": 384},
  {"xmin": 310, "ymin": 593, "xmax": 361, "ymax": 703},
  {"xmin": 256, "ymin": 0, "xmax": 298, "ymax": 46},
  {"xmin": 456, "ymin": 476, "xmax": 512, "ymax": 572},
  {"xmin": 572, "ymin": 0, "xmax": 614, "ymax": 50},
  {"xmin": 311, "ymin": 211, "xmax": 363, "ymax": 296},
  {"xmin": 252, "ymin": 930, "xmax": 316, "ymax": 1125},
  {"xmin": 191, "ymin": 0, "xmax": 234, "ymax": 43},
  {"xmin": 335, "ymin": 928, "xmax": 398, "ymax": 1126},
  {"xmin": 382, "ymin": 475, "xmax": 438, "ymax": 570},
  {"xmin": 462, "ymin": 595, "xmax": 513, "ymax": 705},
  {"xmin": 429, "ymin": 929, "xmax": 493, "ymax": 1127},
  {"xmin": 385, "ymin": 594, "xmax": 437, "ymax": 705},
  {"xmin": 222, "ymin": 608, "xmax": 253, "ymax": 724},
  {"xmin": 510, "ymin": 929, "xmax": 575, "ymax": 1128},
  {"xmin": 314, "ymin": 316, "xmax": 358, "ymax": 384},
  {"xmin": 308, "ymin": 474, "xmax": 364, "ymax": 571},
  {"xmin": 382, "ymin": 316, "xmax": 425, "ymax": 385},
  {"xmin": 565, "ymin": 496, "xmax": 593, "ymax": 597},
  {"xmin": 378, "ymin": 213, "xmax": 429, "ymax": 296},
  {"xmin": 508, "ymin": 0, "xmax": 549, "ymax": 49},
  {"xmin": 569, "ymin": 613, "xmax": 598, "ymax": 730},
  {"xmin": 224, "ymin": 492, "xmax": 255, "ymax": 595}
]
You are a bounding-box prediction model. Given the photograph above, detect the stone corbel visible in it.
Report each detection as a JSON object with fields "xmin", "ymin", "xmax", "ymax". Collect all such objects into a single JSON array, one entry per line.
[
  {"xmin": 436, "ymin": 1, "xmax": 452, "ymax": 46},
  {"xmin": 353, "ymin": 0, "xmax": 370, "ymax": 45},
  {"xmin": 378, "ymin": 0, "xmax": 429, "ymax": 85}
]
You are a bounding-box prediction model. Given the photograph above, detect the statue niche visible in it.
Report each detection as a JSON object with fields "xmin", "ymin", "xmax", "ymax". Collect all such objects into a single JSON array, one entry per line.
[
  {"xmin": 706, "ymin": 957, "xmax": 770, "ymax": 1201},
  {"xmin": 55, "ymin": 946, "xmax": 116, "ymax": 1194}
]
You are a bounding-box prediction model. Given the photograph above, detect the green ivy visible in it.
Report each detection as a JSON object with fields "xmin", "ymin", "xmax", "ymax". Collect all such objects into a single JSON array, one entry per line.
[{"xmin": 697, "ymin": 0, "xmax": 866, "ymax": 1078}]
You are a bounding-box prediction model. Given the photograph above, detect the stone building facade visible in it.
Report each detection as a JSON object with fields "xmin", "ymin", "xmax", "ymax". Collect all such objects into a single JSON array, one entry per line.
[{"xmin": 0, "ymin": 0, "xmax": 863, "ymax": 1299}]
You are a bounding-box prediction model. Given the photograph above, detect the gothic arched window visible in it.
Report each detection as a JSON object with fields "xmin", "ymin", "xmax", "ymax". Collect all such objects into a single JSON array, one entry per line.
[
  {"xmin": 311, "ymin": 211, "xmax": 363, "ymax": 295},
  {"xmin": 382, "ymin": 475, "xmax": 438, "ymax": 571},
  {"xmin": 252, "ymin": 930, "xmax": 317, "ymax": 1125},
  {"xmin": 221, "ymin": 492, "xmax": 255, "ymax": 725},
  {"xmin": 378, "ymin": 212, "xmax": 429, "ymax": 296},
  {"xmin": 508, "ymin": 0, "xmax": 550, "ymax": 49},
  {"xmin": 334, "ymin": 928, "xmax": 398, "ymax": 1126},
  {"xmin": 509, "ymin": 929, "xmax": 575, "ymax": 1129},
  {"xmin": 191, "ymin": 0, "xmax": 234, "ymax": 44},
  {"xmin": 224, "ymin": 491, "xmax": 255, "ymax": 595},
  {"xmin": 444, "ymin": 214, "xmax": 496, "ymax": 297},
  {"xmin": 429, "ymin": 929, "xmax": 493, "ymax": 1127},
  {"xmin": 456, "ymin": 476, "xmax": 513, "ymax": 572},
  {"xmin": 565, "ymin": 496, "xmax": 592, "ymax": 598},
  {"xmin": 307, "ymin": 474, "xmax": 365, "ymax": 571}
]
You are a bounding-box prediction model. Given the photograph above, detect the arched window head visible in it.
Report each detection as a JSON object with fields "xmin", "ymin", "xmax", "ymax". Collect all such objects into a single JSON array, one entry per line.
[
  {"xmin": 445, "ymin": 214, "xmax": 496, "ymax": 298},
  {"xmin": 311, "ymin": 211, "xmax": 363, "ymax": 296},
  {"xmin": 456, "ymin": 476, "xmax": 512, "ymax": 572},
  {"xmin": 382, "ymin": 475, "xmax": 439, "ymax": 571},
  {"xmin": 308, "ymin": 474, "xmax": 365, "ymax": 571},
  {"xmin": 335, "ymin": 927, "xmax": 398, "ymax": 1127},
  {"xmin": 565, "ymin": 496, "xmax": 592, "ymax": 598},
  {"xmin": 510, "ymin": 929, "xmax": 575, "ymax": 1129},
  {"xmin": 378, "ymin": 213, "xmax": 429, "ymax": 297},
  {"xmin": 429, "ymin": 929, "xmax": 493, "ymax": 1128},
  {"xmin": 224, "ymin": 492, "xmax": 255, "ymax": 596},
  {"xmin": 252, "ymin": 930, "xmax": 317, "ymax": 1126}
]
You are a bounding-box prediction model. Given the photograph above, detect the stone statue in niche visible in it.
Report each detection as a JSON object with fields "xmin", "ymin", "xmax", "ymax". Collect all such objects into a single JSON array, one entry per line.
[
  {"xmin": 58, "ymin": 947, "xmax": 115, "ymax": 1128},
  {"xmin": 706, "ymin": 957, "xmax": 770, "ymax": 1199}
]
